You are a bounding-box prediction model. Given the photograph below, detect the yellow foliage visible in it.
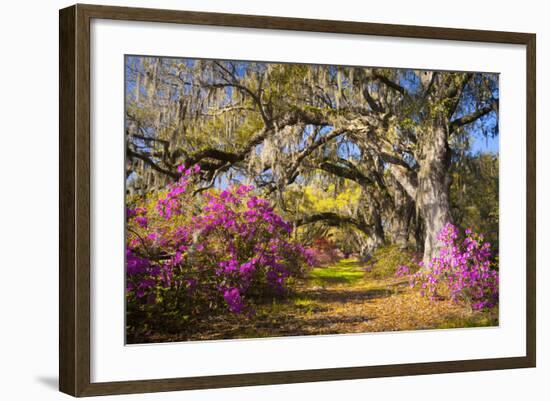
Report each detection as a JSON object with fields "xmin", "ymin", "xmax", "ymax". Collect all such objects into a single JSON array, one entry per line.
[{"xmin": 297, "ymin": 183, "xmax": 361, "ymax": 214}]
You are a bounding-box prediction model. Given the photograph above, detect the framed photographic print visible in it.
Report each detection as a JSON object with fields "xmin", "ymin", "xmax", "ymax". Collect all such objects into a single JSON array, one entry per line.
[{"xmin": 59, "ymin": 4, "xmax": 536, "ymax": 397}]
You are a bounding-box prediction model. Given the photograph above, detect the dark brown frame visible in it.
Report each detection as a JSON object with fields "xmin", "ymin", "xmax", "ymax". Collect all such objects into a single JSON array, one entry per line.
[{"xmin": 59, "ymin": 3, "xmax": 536, "ymax": 397}]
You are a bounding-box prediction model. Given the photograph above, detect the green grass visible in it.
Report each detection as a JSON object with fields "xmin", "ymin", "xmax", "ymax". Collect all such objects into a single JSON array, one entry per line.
[
  {"xmin": 309, "ymin": 258, "xmax": 366, "ymax": 286},
  {"xmin": 435, "ymin": 311, "xmax": 499, "ymax": 329},
  {"xmin": 292, "ymin": 298, "xmax": 319, "ymax": 315}
]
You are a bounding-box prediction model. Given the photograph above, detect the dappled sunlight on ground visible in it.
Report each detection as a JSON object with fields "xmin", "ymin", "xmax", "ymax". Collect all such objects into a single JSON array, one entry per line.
[{"xmin": 146, "ymin": 258, "xmax": 498, "ymax": 343}]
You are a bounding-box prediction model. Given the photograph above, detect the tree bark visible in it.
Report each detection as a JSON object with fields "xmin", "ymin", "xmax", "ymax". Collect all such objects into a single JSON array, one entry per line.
[
  {"xmin": 359, "ymin": 203, "xmax": 385, "ymax": 261},
  {"xmin": 371, "ymin": 206, "xmax": 385, "ymax": 247},
  {"xmin": 417, "ymin": 114, "xmax": 452, "ymax": 265},
  {"xmin": 389, "ymin": 183, "xmax": 413, "ymax": 248}
]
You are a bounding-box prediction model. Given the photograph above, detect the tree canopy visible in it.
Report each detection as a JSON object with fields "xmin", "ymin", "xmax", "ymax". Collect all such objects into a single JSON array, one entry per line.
[{"xmin": 125, "ymin": 56, "xmax": 499, "ymax": 263}]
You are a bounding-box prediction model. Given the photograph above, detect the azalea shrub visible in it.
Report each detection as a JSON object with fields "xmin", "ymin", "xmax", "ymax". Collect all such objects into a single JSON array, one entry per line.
[
  {"xmin": 126, "ymin": 165, "xmax": 312, "ymax": 339},
  {"xmin": 305, "ymin": 237, "xmax": 342, "ymax": 267},
  {"xmin": 399, "ymin": 223, "xmax": 499, "ymax": 310}
]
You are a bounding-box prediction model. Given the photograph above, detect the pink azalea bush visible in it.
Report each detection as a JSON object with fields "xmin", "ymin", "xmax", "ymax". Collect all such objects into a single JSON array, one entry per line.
[
  {"xmin": 305, "ymin": 237, "xmax": 342, "ymax": 267},
  {"xmin": 400, "ymin": 223, "xmax": 498, "ymax": 310},
  {"xmin": 126, "ymin": 165, "xmax": 312, "ymax": 338}
]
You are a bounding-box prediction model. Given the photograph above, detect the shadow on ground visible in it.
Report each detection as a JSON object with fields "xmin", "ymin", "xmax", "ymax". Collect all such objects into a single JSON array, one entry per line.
[{"xmin": 300, "ymin": 288, "xmax": 393, "ymax": 303}]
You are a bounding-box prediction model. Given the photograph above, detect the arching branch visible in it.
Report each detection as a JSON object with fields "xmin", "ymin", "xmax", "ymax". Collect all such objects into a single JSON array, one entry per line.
[
  {"xmin": 295, "ymin": 212, "xmax": 372, "ymax": 235},
  {"xmin": 126, "ymin": 147, "xmax": 180, "ymax": 180},
  {"xmin": 318, "ymin": 160, "xmax": 374, "ymax": 188}
]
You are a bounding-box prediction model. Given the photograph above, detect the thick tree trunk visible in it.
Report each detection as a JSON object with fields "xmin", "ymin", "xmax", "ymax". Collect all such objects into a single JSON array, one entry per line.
[
  {"xmin": 361, "ymin": 234, "xmax": 384, "ymax": 261},
  {"xmin": 360, "ymin": 205, "xmax": 385, "ymax": 261},
  {"xmin": 372, "ymin": 207, "xmax": 385, "ymax": 247},
  {"xmin": 417, "ymin": 115, "xmax": 453, "ymax": 265},
  {"xmin": 389, "ymin": 183, "xmax": 414, "ymax": 248},
  {"xmin": 413, "ymin": 214, "xmax": 424, "ymax": 253}
]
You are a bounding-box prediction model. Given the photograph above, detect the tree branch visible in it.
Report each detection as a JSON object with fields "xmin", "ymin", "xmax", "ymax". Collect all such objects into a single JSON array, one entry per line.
[
  {"xmin": 185, "ymin": 148, "xmax": 242, "ymax": 166},
  {"xmin": 372, "ymin": 72, "xmax": 407, "ymax": 97},
  {"xmin": 318, "ymin": 160, "xmax": 374, "ymax": 187},
  {"xmin": 449, "ymin": 103, "xmax": 497, "ymax": 132},
  {"xmin": 295, "ymin": 212, "xmax": 372, "ymax": 235},
  {"xmin": 126, "ymin": 147, "xmax": 180, "ymax": 180},
  {"xmin": 362, "ymin": 84, "xmax": 384, "ymax": 112},
  {"xmin": 445, "ymin": 73, "xmax": 474, "ymax": 118},
  {"xmin": 388, "ymin": 165, "xmax": 417, "ymax": 200}
]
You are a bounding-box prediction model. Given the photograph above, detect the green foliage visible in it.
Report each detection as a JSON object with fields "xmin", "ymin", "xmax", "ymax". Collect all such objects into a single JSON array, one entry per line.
[
  {"xmin": 264, "ymin": 64, "xmax": 309, "ymax": 105},
  {"xmin": 450, "ymin": 153, "xmax": 499, "ymax": 250},
  {"xmin": 366, "ymin": 245, "xmax": 420, "ymax": 279},
  {"xmin": 283, "ymin": 181, "xmax": 368, "ymax": 252}
]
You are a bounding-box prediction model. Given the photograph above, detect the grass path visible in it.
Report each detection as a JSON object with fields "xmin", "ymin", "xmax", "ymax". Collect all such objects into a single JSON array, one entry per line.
[{"xmin": 177, "ymin": 259, "xmax": 498, "ymax": 342}]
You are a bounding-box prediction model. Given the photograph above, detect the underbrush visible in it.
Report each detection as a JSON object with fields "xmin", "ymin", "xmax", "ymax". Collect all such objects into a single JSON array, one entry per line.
[
  {"xmin": 436, "ymin": 307, "xmax": 499, "ymax": 329},
  {"xmin": 366, "ymin": 245, "xmax": 420, "ymax": 279}
]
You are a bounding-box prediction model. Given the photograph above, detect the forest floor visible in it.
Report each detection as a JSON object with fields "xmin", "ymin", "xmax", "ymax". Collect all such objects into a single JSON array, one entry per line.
[{"xmin": 173, "ymin": 258, "xmax": 499, "ymax": 342}]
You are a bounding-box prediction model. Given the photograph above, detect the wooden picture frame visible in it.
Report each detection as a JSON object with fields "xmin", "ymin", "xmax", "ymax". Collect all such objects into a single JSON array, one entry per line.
[{"xmin": 59, "ymin": 3, "xmax": 536, "ymax": 397}]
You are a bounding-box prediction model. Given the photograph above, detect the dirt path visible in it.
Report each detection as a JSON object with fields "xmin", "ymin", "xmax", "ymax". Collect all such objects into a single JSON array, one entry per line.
[{"xmin": 178, "ymin": 259, "xmax": 497, "ymax": 342}]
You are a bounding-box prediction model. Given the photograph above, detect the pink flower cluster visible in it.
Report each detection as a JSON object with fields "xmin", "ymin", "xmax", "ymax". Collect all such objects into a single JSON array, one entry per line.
[
  {"xmin": 407, "ymin": 223, "xmax": 499, "ymax": 310},
  {"xmin": 126, "ymin": 165, "xmax": 311, "ymax": 318},
  {"xmin": 304, "ymin": 237, "xmax": 342, "ymax": 267}
]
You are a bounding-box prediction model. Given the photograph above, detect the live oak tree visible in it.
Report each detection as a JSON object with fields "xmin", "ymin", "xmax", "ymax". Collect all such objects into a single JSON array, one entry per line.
[{"xmin": 125, "ymin": 56, "xmax": 498, "ymax": 264}]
